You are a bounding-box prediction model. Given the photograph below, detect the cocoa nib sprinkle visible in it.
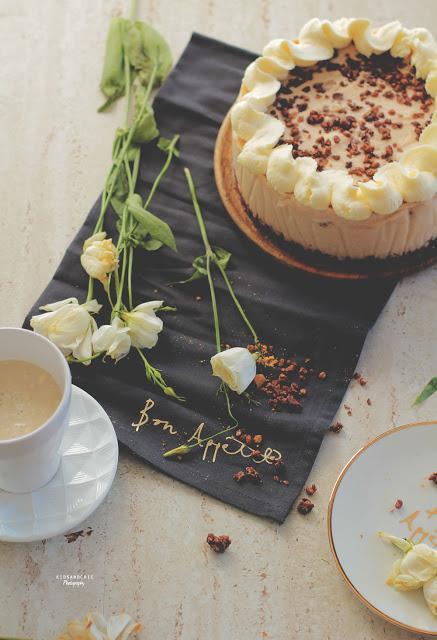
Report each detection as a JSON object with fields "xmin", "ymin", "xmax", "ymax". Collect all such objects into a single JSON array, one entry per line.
[
  {"xmin": 206, "ymin": 533, "xmax": 231, "ymax": 554},
  {"xmin": 247, "ymin": 343, "xmax": 326, "ymax": 413},
  {"xmin": 429, "ymin": 472, "xmax": 437, "ymax": 484},
  {"xmin": 353, "ymin": 372, "xmax": 367, "ymax": 386},
  {"xmin": 297, "ymin": 498, "xmax": 315, "ymax": 515},
  {"xmin": 65, "ymin": 527, "xmax": 93, "ymax": 543},
  {"xmin": 272, "ymin": 48, "xmax": 432, "ymax": 177},
  {"xmin": 329, "ymin": 421, "xmax": 343, "ymax": 433},
  {"xmin": 344, "ymin": 404, "xmax": 353, "ymax": 417}
]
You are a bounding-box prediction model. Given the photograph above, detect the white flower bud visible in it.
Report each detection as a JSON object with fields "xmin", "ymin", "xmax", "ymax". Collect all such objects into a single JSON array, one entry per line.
[
  {"xmin": 210, "ymin": 347, "xmax": 256, "ymax": 394},
  {"xmin": 80, "ymin": 232, "xmax": 118, "ymax": 284}
]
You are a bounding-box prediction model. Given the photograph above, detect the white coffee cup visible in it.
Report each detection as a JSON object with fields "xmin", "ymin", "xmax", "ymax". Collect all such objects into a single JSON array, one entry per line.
[{"xmin": 0, "ymin": 327, "xmax": 72, "ymax": 493}]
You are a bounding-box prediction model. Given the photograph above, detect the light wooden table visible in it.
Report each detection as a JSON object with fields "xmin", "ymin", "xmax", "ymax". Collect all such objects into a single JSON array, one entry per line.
[{"xmin": 1, "ymin": 1, "xmax": 436, "ymax": 637}]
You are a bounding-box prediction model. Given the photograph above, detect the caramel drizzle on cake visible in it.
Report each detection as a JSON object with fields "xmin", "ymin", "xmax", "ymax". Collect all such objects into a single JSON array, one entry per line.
[{"xmin": 271, "ymin": 47, "xmax": 433, "ymax": 181}]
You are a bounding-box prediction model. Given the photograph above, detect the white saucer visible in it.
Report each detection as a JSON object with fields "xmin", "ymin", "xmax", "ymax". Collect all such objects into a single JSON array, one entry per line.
[
  {"xmin": 0, "ymin": 385, "xmax": 118, "ymax": 543},
  {"xmin": 328, "ymin": 421, "xmax": 437, "ymax": 635}
]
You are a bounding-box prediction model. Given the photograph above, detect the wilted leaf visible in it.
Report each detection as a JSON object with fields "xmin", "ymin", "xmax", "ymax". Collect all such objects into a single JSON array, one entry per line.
[
  {"xmin": 124, "ymin": 21, "xmax": 172, "ymax": 88},
  {"xmin": 98, "ymin": 17, "xmax": 126, "ymax": 112}
]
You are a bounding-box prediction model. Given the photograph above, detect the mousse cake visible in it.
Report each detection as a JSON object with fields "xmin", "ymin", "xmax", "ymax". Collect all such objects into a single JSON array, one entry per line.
[{"xmin": 231, "ymin": 19, "xmax": 437, "ymax": 259}]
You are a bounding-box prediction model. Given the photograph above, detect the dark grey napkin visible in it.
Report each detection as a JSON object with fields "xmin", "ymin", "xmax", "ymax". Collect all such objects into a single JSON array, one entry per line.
[{"xmin": 26, "ymin": 33, "xmax": 394, "ymax": 522}]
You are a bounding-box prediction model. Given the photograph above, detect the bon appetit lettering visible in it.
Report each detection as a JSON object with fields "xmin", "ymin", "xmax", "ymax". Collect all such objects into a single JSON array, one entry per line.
[{"xmin": 132, "ymin": 399, "xmax": 282, "ymax": 465}]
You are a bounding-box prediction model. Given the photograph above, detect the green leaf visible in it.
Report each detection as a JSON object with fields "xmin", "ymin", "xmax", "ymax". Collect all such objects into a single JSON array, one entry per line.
[
  {"xmin": 110, "ymin": 196, "xmax": 126, "ymax": 217},
  {"xmin": 126, "ymin": 194, "xmax": 176, "ymax": 252},
  {"xmin": 128, "ymin": 193, "xmax": 143, "ymax": 208},
  {"xmin": 158, "ymin": 136, "xmax": 180, "ymax": 157},
  {"xmin": 132, "ymin": 85, "xmax": 160, "ymax": 143},
  {"xmin": 127, "ymin": 144, "xmax": 140, "ymax": 161},
  {"xmin": 124, "ymin": 21, "xmax": 172, "ymax": 89},
  {"xmin": 138, "ymin": 238, "xmax": 163, "ymax": 251},
  {"xmin": 213, "ymin": 246, "xmax": 232, "ymax": 270},
  {"xmin": 98, "ymin": 17, "xmax": 127, "ymax": 112},
  {"xmin": 171, "ymin": 246, "xmax": 231, "ymax": 285},
  {"xmin": 413, "ymin": 377, "xmax": 437, "ymax": 406}
]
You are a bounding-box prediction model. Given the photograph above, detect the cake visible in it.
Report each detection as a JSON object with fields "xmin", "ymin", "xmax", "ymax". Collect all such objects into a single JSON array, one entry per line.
[{"xmin": 230, "ymin": 19, "xmax": 437, "ymax": 260}]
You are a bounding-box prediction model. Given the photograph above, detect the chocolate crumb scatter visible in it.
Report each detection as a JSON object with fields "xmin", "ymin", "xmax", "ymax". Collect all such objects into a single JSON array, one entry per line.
[
  {"xmin": 271, "ymin": 47, "xmax": 432, "ymax": 178},
  {"xmin": 206, "ymin": 533, "xmax": 231, "ymax": 554},
  {"xmin": 429, "ymin": 472, "xmax": 437, "ymax": 484},
  {"xmin": 329, "ymin": 421, "xmax": 344, "ymax": 433},
  {"xmin": 353, "ymin": 372, "xmax": 367, "ymax": 386},
  {"xmin": 245, "ymin": 466, "xmax": 262, "ymax": 484},
  {"xmin": 247, "ymin": 342, "xmax": 326, "ymax": 413},
  {"xmin": 305, "ymin": 483, "xmax": 317, "ymax": 496},
  {"xmin": 233, "ymin": 470, "xmax": 245, "ymax": 483},
  {"xmin": 297, "ymin": 498, "xmax": 314, "ymax": 515},
  {"xmin": 65, "ymin": 527, "xmax": 93, "ymax": 544}
]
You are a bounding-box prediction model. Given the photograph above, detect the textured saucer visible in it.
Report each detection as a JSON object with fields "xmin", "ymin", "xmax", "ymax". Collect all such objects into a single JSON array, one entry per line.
[
  {"xmin": 0, "ymin": 385, "xmax": 118, "ymax": 543},
  {"xmin": 214, "ymin": 114, "xmax": 437, "ymax": 280}
]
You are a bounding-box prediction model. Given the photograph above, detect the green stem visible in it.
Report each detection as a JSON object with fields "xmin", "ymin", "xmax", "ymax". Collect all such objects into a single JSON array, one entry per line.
[
  {"xmin": 92, "ymin": 65, "xmax": 157, "ymax": 236},
  {"xmin": 127, "ymin": 246, "xmax": 134, "ymax": 309},
  {"xmin": 136, "ymin": 348, "xmax": 184, "ymax": 401},
  {"xmin": 215, "ymin": 259, "xmax": 259, "ymax": 345},
  {"xmin": 184, "ymin": 168, "xmax": 212, "ymax": 254},
  {"xmin": 206, "ymin": 254, "xmax": 221, "ymax": 353},
  {"xmin": 123, "ymin": 48, "xmax": 132, "ymax": 130},
  {"xmin": 189, "ymin": 422, "xmax": 238, "ymax": 449},
  {"xmin": 222, "ymin": 383, "xmax": 238, "ymax": 427},
  {"xmin": 130, "ymin": 135, "xmax": 179, "ymax": 238},
  {"xmin": 145, "ymin": 135, "xmax": 180, "ymax": 210},
  {"xmin": 86, "ymin": 276, "xmax": 94, "ymax": 302}
]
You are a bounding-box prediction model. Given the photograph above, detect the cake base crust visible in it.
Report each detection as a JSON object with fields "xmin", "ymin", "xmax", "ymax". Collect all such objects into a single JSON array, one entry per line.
[{"xmin": 215, "ymin": 114, "xmax": 437, "ymax": 280}]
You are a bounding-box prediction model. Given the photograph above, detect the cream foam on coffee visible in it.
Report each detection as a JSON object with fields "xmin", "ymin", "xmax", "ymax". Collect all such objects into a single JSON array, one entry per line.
[{"xmin": 0, "ymin": 360, "xmax": 62, "ymax": 440}]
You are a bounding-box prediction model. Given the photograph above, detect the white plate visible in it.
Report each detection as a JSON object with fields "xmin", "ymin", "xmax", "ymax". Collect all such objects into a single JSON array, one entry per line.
[
  {"xmin": 0, "ymin": 385, "xmax": 118, "ymax": 542},
  {"xmin": 328, "ymin": 421, "xmax": 437, "ymax": 635}
]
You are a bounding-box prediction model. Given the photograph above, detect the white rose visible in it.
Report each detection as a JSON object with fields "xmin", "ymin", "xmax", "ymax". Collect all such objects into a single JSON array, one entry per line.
[
  {"xmin": 30, "ymin": 297, "xmax": 101, "ymax": 364},
  {"xmin": 92, "ymin": 317, "xmax": 131, "ymax": 362},
  {"xmin": 424, "ymin": 577, "xmax": 437, "ymax": 616},
  {"xmin": 210, "ymin": 347, "xmax": 256, "ymax": 394},
  {"xmin": 80, "ymin": 232, "xmax": 118, "ymax": 284},
  {"xmin": 380, "ymin": 532, "xmax": 437, "ymax": 591},
  {"xmin": 121, "ymin": 301, "xmax": 163, "ymax": 349}
]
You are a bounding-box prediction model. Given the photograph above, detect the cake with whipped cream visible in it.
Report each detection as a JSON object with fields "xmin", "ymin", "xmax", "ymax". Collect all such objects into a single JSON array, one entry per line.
[{"xmin": 230, "ymin": 19, "xmax": 437, "ymax": 259}]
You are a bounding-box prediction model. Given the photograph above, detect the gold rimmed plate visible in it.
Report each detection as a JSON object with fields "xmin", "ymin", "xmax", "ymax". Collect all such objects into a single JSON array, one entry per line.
[
  {"xmin": 328, "ymin": 421, "xmax": 437, "ymax": 635},
  {"xmin": 214, "ymin": 114, "xmax": 437, "ymax": 280}
]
